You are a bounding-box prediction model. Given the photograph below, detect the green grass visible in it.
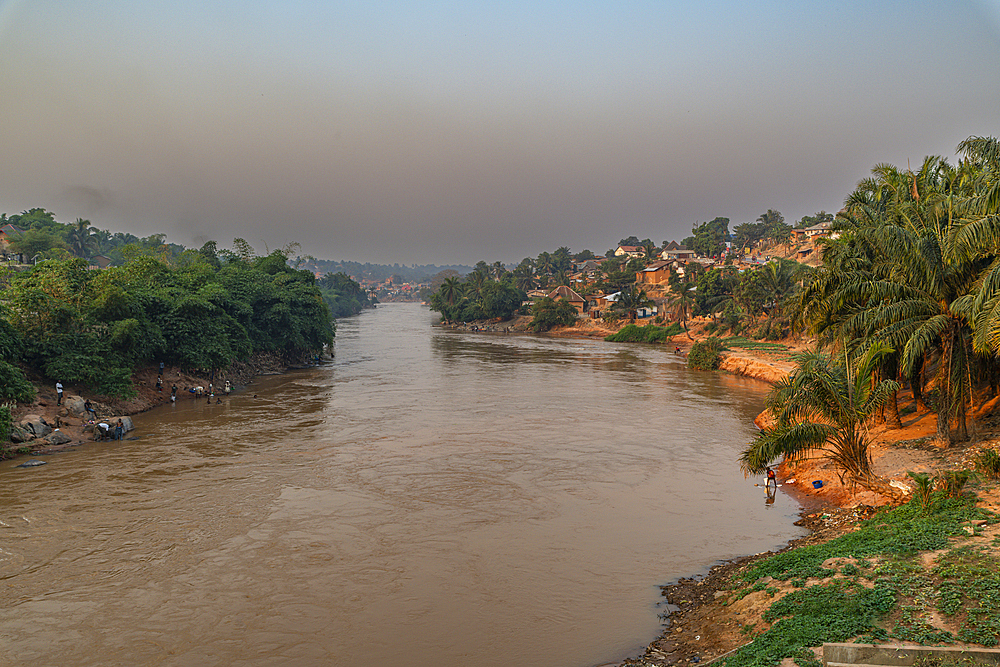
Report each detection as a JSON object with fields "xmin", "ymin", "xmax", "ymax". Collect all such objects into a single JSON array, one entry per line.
[
  {"xmin": 604, "ymin": 322, "xmax": 683, "ymax": 343},
  {"xmin": 718, "ymin": 495, "xmax": 999, "ymax": 667},
  {"xmin": 720, "ymin": 336, "xmax": 790, "ymax": 352}
]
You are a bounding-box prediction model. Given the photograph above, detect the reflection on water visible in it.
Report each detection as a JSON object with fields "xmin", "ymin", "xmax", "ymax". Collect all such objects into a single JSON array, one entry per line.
[{"xmin": 0, "ymin": 303, "xmax": 802, "ymax": 667}]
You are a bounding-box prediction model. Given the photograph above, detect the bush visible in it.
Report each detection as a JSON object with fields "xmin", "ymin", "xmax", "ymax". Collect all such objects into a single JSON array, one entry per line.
[
  {"xmin": 0, "ymin": 360, "xmax": 35, "ymax": 403},
  {"xmin": 688, "ymin": 336, "xmax": 723, "ymax": 370},
  {"xmin": 937, "ymin": 469, "xmax": 972, "ymax": 498},
  {"xmin": 529, "ymin": 297, "xmax": 578, "ymax": 332},
  {"xmin": 604, "ymin": 322, "xmax": 682, "ymax": 343},
  {"xmin": 0, "ymin": 404, "xmax": 11, "ymax": 443},
  {"xmin": 973, "ymin": 449, "xmax": 1000, "ymax": 479}
]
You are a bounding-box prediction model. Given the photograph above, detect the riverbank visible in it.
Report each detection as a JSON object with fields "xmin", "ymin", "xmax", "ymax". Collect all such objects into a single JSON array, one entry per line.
[{"xmin": 3, "ymin": 351, "xmax": 324, "ymax": 459}]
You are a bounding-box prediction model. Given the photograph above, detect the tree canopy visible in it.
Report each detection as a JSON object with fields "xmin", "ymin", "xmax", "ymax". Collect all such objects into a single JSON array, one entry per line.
[{"xmin": 1, "ymin": 243, "xmax": 336, "ymax": 397}]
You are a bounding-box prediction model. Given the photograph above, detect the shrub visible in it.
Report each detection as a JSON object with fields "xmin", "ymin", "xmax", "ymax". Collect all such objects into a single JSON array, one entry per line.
[
  {"xmin": 529, "ymin": 297, "xmax": 578, "ymax": 333},
  {"xmin": 688, "ymin": 336, "xmax": 723, "ymax": 370},
  {"xmin": 0, "ymin": 404, "xmax": 11, "ymax": 443},
  {"xmin": 907, "ymin": 471, "xmax": 935, "ymax": 509},
  {"xmin": 604, "ymin": 322, "xmax": 682, "ymax": 344},
  {"xmin": 973, "ymin": 449, "xmax": 1000, "ymax": 479},
  {"xmin": 0, "ymin": 360, "xmax": 35, "ymax": 403},
  {"xmin": 937, "ymin": 470, "xmax": 972, "ymax": 499}
]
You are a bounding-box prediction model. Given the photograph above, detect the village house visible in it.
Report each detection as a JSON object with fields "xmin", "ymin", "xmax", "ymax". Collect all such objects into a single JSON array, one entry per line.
[
  {"xmin": 614, "ymin": 245, "xmax": 645, "ymax": 258},
  {"xmin": 0, "ymin": 223, "xmax": 24, "ymax": 250},
  {"xmin": 546, "ymin": 285, "xmax": 587, "ymax": 313},
  {"xmin": 791, "ymin": 221, "xmax": 838, "ymax": 243},
  {"xmin": 88, "ymin": 254, "xmax": 114, "ymax": 270},
  {"xmin": 635, "ymin": 260, "xmax": 672, "ymax": 286},
  {"xmin": 661, "ymin": 246, "xmax": 697, "ymax": 261},
  {"xmin": 574, "ymin": 258, "xmax": 605, "ymax": 273}
]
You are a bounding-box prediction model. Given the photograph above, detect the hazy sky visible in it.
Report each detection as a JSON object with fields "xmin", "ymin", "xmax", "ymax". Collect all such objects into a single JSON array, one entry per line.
[{"xmin": 2, "ymin": 1, "xmax": 999, "ymax": 265}]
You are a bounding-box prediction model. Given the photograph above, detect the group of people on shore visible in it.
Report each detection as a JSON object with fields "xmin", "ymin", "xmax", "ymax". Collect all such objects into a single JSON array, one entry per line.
[
  {"xmin": 184, "ymin": 380, "xmax": 232, "ymax": 403},
  {"xmin": 94, "ymin": 418, "xmax": 126, "ymax": 441}
]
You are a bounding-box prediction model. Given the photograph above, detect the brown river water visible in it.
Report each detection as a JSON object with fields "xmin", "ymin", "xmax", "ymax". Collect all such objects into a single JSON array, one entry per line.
[{"xmin": 0, "ymin": 302, "xmax": 803, "ymax": 666}]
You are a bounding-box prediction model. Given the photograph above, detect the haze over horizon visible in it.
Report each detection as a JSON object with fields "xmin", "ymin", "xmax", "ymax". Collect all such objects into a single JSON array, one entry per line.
[{"xmin": 2, "ymin": 0, "xmax": 999, "ymax": 266}]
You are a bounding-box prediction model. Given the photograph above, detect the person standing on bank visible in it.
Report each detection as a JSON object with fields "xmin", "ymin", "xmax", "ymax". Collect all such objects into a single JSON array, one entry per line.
[{"xmin": 56, "ymin": 381, "xmax": 63, "ymax": 405}]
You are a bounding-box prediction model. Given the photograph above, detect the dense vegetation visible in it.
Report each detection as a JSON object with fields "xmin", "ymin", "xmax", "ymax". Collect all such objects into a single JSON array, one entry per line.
[
  {"xmin": 318, "ymin": 272, "xmax": 377, "ymax": 317},
  {"xmin": 1, "ymin": 208, "xmax": 187, "ymax": 265},
  {"xmin": 0, "ymin": 242, "xmax": 336, "ymax": 398},
  {"xmin": 428, "ymin": 267, "xmax": 527, "ymax": 323},
  {"xmin": 738, "ymin": 135, "xmax": 1000, "ymax": 488}
]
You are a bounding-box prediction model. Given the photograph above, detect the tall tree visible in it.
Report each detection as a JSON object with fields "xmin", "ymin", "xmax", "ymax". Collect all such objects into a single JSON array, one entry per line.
[
  {"xmin": 65, "ymin": 218, "xmax": 97, "ymax": 259},
  {"xmin": 690, "ymin": 217, "xmax": 729, "ymax": 257}
]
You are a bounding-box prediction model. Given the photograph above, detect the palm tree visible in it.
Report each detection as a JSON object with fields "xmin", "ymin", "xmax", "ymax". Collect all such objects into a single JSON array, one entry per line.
[
  {"xmin": 440, "ymin": 277, "xmax": 463, "ymax": 306},
  {"xmin": 667, "ymin": 280, "xmax": 696, "ymax": 332},
  {"xmin": 800, "ymin": 156, "xmax": 978, "ymax": 445},
  {"xmin": 740, "ymin": 341, "xmax": 901, "ymax": 497},
  {"xmin": 65, "ymin": 218, "xmax": 97, "ymax": 259},
  {"xmin": 465, "ymin": 270, "xmax": 487, "ymax": 303},
  {"xmin": 553, "ymin": 247, "xmax": 573, "ymax": 273},
  {"xmin": 610, "ymin": 285, "xmax": 652, "ymax": 320},
  {"xmin": 757, "ymin": 209, "xmax": 788, "ymax": 248},
  {"xmin": 513, "ymin": 267, "xmax": 536, "ymax": 292},
  {"xmin": 536, "ymin": 252, "xmax": 555, "ymax": 276}
]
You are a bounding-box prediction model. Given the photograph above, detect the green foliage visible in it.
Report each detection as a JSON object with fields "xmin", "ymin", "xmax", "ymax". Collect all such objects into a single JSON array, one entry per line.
[
  {"xmin": 721, "ymin": 337, "xmax": 789, "ymax": 352},
  {"xmin": 908, "ymin": 471, "xmax": 935, "ymax": 509},
  {"xmin": 721, "ymin": 582, "xmax": 893, "ymax": 667},
  {"xmin": 529, "ymin": 297, "xmax": 578, "ymax": 332},
  {"xmin": 0, "ymin": 360, "xmax": 37, "ymax": 402},
  {"xmin": 740, "ymin": 496, "xmax": 988, "ymax": 583},
  {"xmin": 318, "ymin": 271, "xmax": 373, "ymax": 318},
  {"xmin": 1, "ymin": 244, "xmax": 334, "ymax": 398},
  {"xmin": 930, "ymin": 547, "xmax": 1000, "ymax": 645},
  {"xmin": 973, "ymin": 449, "xmax": 1000, "ymax": 479},
  {"xmin": 604, "ymin": 322, "xmax": 682, "ymax": 343},
  {"xmin": 723, "ymin": 498, "xmax": 999, "ymax": 667},
  {"xmin": 688, "ymin": 336, "xmax": 723, "ymax": 370},
  {"xmin": 0, "ymin": 404, "xmax": 11, "ymax": 443},
  {"xmin": 937, "ymin": 470, "xmax": 972, "ymax": 499},
  {"xmin": 690, "ymin": 217, "xmax": 730, "ymax": 257}
]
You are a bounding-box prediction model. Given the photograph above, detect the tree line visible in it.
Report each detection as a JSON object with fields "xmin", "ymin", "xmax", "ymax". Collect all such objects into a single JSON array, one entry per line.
[
  {"xmin": 1, "ymin": 209, "xmax": 187, "ymax": 265},
  {"xmin": 740, "ymin": 135, "xmax": 1000, "ymax": 494},
  {"xmin": 0, "ymin": 239, "xmax": 343, "ymax": 400}
]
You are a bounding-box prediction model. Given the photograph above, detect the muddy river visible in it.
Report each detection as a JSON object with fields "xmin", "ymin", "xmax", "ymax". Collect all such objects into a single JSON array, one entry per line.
[{"xmin": 0, "ymin": 302, "xmax": 802, "ymax": 666}]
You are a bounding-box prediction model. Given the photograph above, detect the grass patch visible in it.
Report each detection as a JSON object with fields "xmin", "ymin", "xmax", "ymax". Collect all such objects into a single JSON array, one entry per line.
[
  {"xmin": 738, "ymin": 496, "xmax": 990, "ymax": 583},
  {"xmin": 719, "ymin": 495, "xmax": 999, "ymax": 667},
  {"xmin": 720, "ymin": 336, "xmax": 790, "ymax": 352},
  {"xmin": 720, "ymin": 582, "xmax": 894, "ymax": 667},
  {"xmin": 604, "ymin": 322, "xmax": 683, "ymax": 343}
]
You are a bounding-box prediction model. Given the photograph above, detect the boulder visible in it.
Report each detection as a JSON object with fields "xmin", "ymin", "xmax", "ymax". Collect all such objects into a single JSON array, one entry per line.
[
  {"xmin": 108, "ymin": 416, "xmax": 134, "ymax": 432},
  {"xmin": 18, "ymin": 415, "xmax": 51, "ymax": 438},
  {"xmin": 9, "ymin": 426, "xmax": 30, "ymax": 443},
  {"xmin": 43, "ymin": 430, "xmax": 72, "ymax": 446},
  {"xmin": 62, "ymin": 395, "xmax": 87, "ymax": 417}
]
